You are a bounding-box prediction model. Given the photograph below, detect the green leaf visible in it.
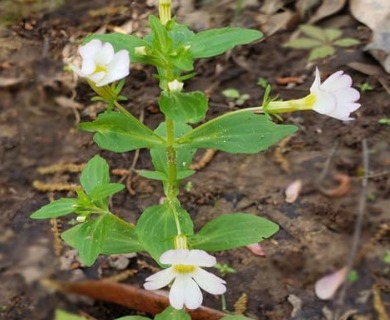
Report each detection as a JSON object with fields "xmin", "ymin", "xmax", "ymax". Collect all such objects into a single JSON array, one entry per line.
[
  {"xmin": 159, "ymin": 91, "xmax": 208, "ymax": 123},
  {"xmin": 168, "ymin": 22, "xmax": 195, "ymax": 47},
  {"xmin": 101, "ymin": 214, "xmax": 143, "ymax": 255},
  {"xmin": 55, "ymin": 309, "xmax": 87, "ymax": 320},
  {"xmin": 61, "ymin": 215, "xmax": 143, "ymax": 256},
  {"xmin": 177, "ymin": 111, "xmax": 297, "ymax": 154},
  {"xmin": 91, "ymin": 183, "xmax": 125, "ymax": 201},
  {"xmin": 155, "ymin": 306, "xmax": 191, "ymax": 320},
  {"xmin": 170, "ymin": 51, "xmax": 194, "ymax": 71},
  {"xmin": 334, "ymin": 38, "xmax": 360, "ymax": 47},
  {"xmin": 308, "ymin": 45, "xmax": 335, "ymax": 61},
  {"xmin": 80, "ymin": 155, "xmax": 110, "ymax": 196},
  {"xmin": 151, "ymin": 122, "xmax": 196, "ymax": 176},
  {"xmin": 136, "ymin": 202, "xmax": 193, "ymax": 264},
  {"xmin": 299, "ymin": 25, "xmax": 327, "ymax": 42},
  {"xmin": 283, "ymin": 38, "xmax": 323, "ymax": 49},
  {"xmin": 191, "ymin": 213, "xmax": 279, "ymax": 251},
  {"xmin": 189, "ymin": 27, "xmax": 263, "ymax": 59},
  {"xmin": 80, "ymin": 111, "xmax": 163, "ymax": 152},
  {"xmin": 149, "ymin": 15, "xmax": 172, "ymax": 54},
  {"xmin": 137, "ymin": 170, "xmax": 194, "ymax": 181},
  {"xmin": 324, "ymin": 28, "xmax": 342, "ymax": 41},
  {"xmin": 73, "ymin": 215, "xmax": 110, "ymax": 266},
  {"xmin": 31, "ymin": 198, "xmax": 78, "ymax": 219},
  {"xmin": 84, "ymin": 33, "xmax": 149, "ymax": 63},
  {"xmin": 137, "ymin": 170, "xmax": 167, "ymax": 181}
]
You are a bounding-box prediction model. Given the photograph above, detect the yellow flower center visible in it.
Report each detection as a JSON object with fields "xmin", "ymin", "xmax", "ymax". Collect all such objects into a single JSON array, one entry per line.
[
  {"xmin": 173, "ymin": 264, "xmax": 196, "ymax": 274},
  {"xmin": 93, "ymin": 64, "xmax": 107, "ymax": 74}
]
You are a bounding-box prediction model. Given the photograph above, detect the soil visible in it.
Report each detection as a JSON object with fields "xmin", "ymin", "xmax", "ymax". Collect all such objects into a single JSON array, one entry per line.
[{"xmin": 0, "ymin": 1, "xmax": 389, "ymax": 320}]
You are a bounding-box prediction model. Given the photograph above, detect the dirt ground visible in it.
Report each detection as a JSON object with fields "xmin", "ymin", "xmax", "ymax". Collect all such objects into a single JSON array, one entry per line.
[{"xmin": 0, "ymin": 1, "xmax": 389, "ymax": 319}]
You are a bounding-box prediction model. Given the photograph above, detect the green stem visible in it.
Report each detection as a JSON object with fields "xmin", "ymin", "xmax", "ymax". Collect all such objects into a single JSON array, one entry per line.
[
  {"xmin": 166, "ymin": 119, "xmax": 178, "ymax": 198},
  {"xmin": 165, "ymin": 118, "xmax": 182, "ymax": 235}
]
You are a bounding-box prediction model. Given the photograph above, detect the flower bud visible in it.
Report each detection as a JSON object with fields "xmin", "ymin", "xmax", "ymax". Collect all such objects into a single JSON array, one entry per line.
[{"xmin": 168, "ymin": 79, "xmax": 184, "ymax": 92}]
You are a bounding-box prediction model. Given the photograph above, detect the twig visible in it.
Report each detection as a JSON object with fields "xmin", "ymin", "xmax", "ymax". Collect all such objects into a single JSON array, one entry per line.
[
  {"xmin": 316, "ymin": 142, "xmax": 338, "ymax": 187},
  {"xmin": 332, "ymin": 139, "xmax": 369, "ymax": 320}
]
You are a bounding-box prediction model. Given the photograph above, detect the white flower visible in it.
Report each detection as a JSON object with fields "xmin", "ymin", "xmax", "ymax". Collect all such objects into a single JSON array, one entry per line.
[
  {"xmin": 72, "ymin": 39, "xmax": 130, "ymax": 87},
  {"xmin": 144, "ymin": 249, "xmax": 226, "ymax": 310},
  {"xmin": 265, "ymin": 68, "xmax": 361, "ymax": 121},
  {"xmin": 309, "ymin": 68, "xmax": 361, "ymax": 121}
]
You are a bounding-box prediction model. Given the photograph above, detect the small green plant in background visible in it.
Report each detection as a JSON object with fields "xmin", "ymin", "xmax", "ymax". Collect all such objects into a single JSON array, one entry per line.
[
  {"xmin": 357, "ymin": 82, "xmax": 374, "ymax": 92},
  {"xmin": 215, "ymin": 263, "xmax": 237, "ymax": 277},
  {"xmin": 384, "ymin": 251, "xmax": 390, "ymax": 264},
  {"xmin": 257, "ymin": 77, "xmax": 269, "ymax": 89},
  {"xmin": 347, "ymin": 270, "xmax": 359, "ymax": 283},
  {"xmin": 378, "ymin": 118, "xmax": 390, "ymax": 126},
  {"xmin": 222, "ymin": 88, "xmax": 250, "ymax": 106},
  {"xmin": 284, "ymin": 25, "xmax": 360, "ymax": 61}
]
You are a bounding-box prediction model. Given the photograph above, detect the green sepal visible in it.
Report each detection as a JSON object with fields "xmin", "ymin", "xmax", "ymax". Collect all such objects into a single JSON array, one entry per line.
[
  {"xmin": 189, "ymin": 27, "xmax": 263, "ymax": 59},
  {"xmin": 61, "ymin": 214, "xmax": 142, "ymax": 265},
  {"xmin": 136, "ymin": 202, "xmax": 194, "ymax": 265},
  {"xmin": 30, "ymin": 198, "xmax": 78, "ymax": 219},
  {"xmin": 83, "ymin": 33, "xmax": 150, "ymax": 63},
  {"xmin": 159, "ymin": 91, "xmax": 208, "ymax": 124},
  {"xmin": 177, "ymin": 111, "xmax": 297, "ymax": 154},
  {"xmin": 80, "ymin": 111, "xmax": 163, "ymax": 152},
  {"xmin": 191, "ymin": 213, "xmax": 279, "ymax": 251},
  {"xmin": 155, "ymin": 306, "xmax": 190, "ymax": 320}
]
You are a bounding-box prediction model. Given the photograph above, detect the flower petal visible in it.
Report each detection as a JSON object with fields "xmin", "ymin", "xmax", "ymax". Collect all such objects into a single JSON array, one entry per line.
[
  {"xmin": 321, "ymin": 71, "xmax": 352, "ymax": 91},
  {"xmin": 193, "ymin": 268, "xmax": 226, "ymax": 295},
  {"xmin": 98, "ymin": 50, "xmax": 130, "ymax": 86},
  {"xmin": 70, "ymin": 64, "xmax": 86, "ymax": 78},
  {"xmin": 315, "ymin": 267, "xmax": 348, "ymax": 300},
  {"xmin": 185, "ymin": 250, "xmax": 216, "ymax": 267},
  {"xmin": 160, "ymin": 249, "xmax": 189, "ymax": 265},
  {"xmin": 169, "ymin": 275, "xmax": 186, "ymax": 309},
  {"xmin": 79, "ymin": 39, "xmax": 102, "ymax": 61},
  {"xmin": 310, "ymin": 67, "xmax": 321, "ymax": 93},
  {"xmin": 144, "ymin": 267, "xmax": 175, "ymax": 290},
  {"xmin": 88, "ymin": 71, "xmax": 106, "ymax": 84},
  {"xmin": 94, "ymin": 42, "xmax": 115, "ymax": 66},
  {"xmin": 183, "ymin": 277, "xmax": 203, "ymax": 309},
  {"xmin": 312, "ymin": 90, "xmax": 337, "ymax": 115}
]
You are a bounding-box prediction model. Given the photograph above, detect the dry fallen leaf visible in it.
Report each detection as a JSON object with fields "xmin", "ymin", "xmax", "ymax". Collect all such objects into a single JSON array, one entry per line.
[
  {"xmin": 309, "ymin": 0, "xmax": 347, "ymax": 23},
  {"xmin": 319, "ymin": 173, "xmax": 351, "ymax": 197},
  {"xmin": 246, "ymin": 243, "xmax": 266, "ymax": 256},
  {"xmin": 285, "ymin": 179, "xmax": 303, "ymax": 203},
  {"xmin": 315, "ymin": 266, "xmax": 348, "ymax": 300},
  {"xmin": 350, "ymin": 0, "xmax": 390, "ymax": 73},
  {"xmin": 0, "ymin": 76, "xmax": 23, "ymax": 87}
]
